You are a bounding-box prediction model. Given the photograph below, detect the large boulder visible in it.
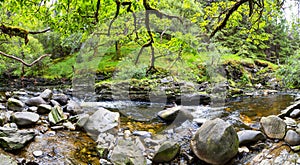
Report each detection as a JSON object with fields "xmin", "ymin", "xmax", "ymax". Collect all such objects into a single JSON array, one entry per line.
[
  {"xmin": 0, "ymin": 124, "xmax": 36, "ymax": 150},
  {"xmin": 237, "ymin": 130, "xmax": 266, "ymax": 146},
  {"xmin": 83, "ymin": 108, "xmax": 120, "ymax": 140},
  {"xmin": 190, "ymin": 118, "xmax": 239, "ymax": 165},
  {"xmin": 260, "ymin": 115, "xmax": 286, "ymax": 139},
  {"xmin": 11, "ymin": 112, "xmax": 40, "ymax": 126}
]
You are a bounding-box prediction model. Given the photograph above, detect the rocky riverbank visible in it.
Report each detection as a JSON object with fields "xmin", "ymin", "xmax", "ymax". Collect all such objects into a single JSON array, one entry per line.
[{"xmin": 0, "ymin": 87, "xmax": 300, "ymax": 164}]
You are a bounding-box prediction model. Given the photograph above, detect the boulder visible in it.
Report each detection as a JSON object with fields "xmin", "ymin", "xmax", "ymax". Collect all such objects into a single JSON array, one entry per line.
[
  {"xmin": 284, "ymin": 130, "xmax": 300, "ymax": 146},
  {"xmin": 11, "ymin": 112, "xmax": 40, "ymax": 126},
  {"xmin": 0, "ymin": 124, "xmax": 36, "ymax": 150},
  {"xmin": 37, "ymin": 104, "xmax": 52, "ymax": 114},
  {"xmin": 190, "ymin": 118, "xmax": 239, "ymax": 165},
  {"xmin": 152, "ymin": 141, "xmax": 180, "ymax": 163},
  {"xmin": 7, "ymin": 98, "xmax": 24, "ymax": 111},
  {"xmin": 110, "ymin": 138, "xmax": 146, "ymax": 165},
  {"xmin": 25, "ymin": 97, "xmax": 47, "ymax": 106},
  {"xmin": 260, "ymin": 115, "xmax": 286, "ymax": 139},
  {"xmin": 237, "ymin": 130, "xmax": 266, "ymax": 146},
  {"xmin": 39, "ymin": 89, "xmax": 53, "ymax": 101},
  {"xmin": 83, "ymin": 108, "xmax": 119, "ymax": 140}
]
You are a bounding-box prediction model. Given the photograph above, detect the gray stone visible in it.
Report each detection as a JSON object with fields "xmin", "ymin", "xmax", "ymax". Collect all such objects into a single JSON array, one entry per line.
[
  {"xmin": 0, "ymin": 126, "xmax": 36, "ymax": 150},
  {"xmin": 190, "ymin": 118, "xmax": 239, "ymax": 165},
  {"xmin": 7, "ymin": 98, "xmax": 24, "ymax": 111},
  {"xmin": 110, "ymin": 138, "xmax": 146, "ymax": 165},
  {"xmin": 37, "ymin": 104, "xmax": 52, "ymax": 114},
  {"xmin": 11, "ymin": 112, "xmax": 40, "ymax": 126},
  {"xmin": 76, "ymin": 114, "xmax": 90, "ymax": 127},
  {"xmin": 284, "ymin": 117, "xmax": 297, "ymax": 127},
  {"xmin": 0, "ymin": 103, "xmax": 6, "ymax": 110},
  {"xmin": 237, "ymin": 130, "xmax": 266, "ymax": 146},
  {"xmin": 0, "ymin": 154, "xmax": 17, "ymax": 165},
  {"xmin": 48, "ymin": 105, "xmax": 67, "ymax": 125},
  {"xmin": 152, "ymin": 141, "xmax": 180, "ymax": 163},
  {"xmin": 290, "ymin": 109, "xmax": 300, "ymax": 118},
  {"xmin": 0, "ymin": 112, "xmax": 9, "ymax": 126},
  {"xmin": 284, "ymin": 130, "xmax": 300, "ymax": 146},
  {"xmin": 279, "ymin": 100, "xmax": 300, "ymax": 118},
  {"xmin": 53, "ymin": 94, "xmax": 69, "ymax": 106},
  {"xmin": 83, "ymin": 108, "xmax": 119, "ymax": 140},
  {"xmin": 65, "ymin": 100, "xmax": 82, "ymax": 115},
  {"xmin": 260, "ymin": 115, "xmax": 286, "ymax": 139},
  {"xmin": 25, "ymin": 97, "xmax": 47, "ymax": 106},
  {"xmin": 132, "ymin": 131, "xmax": 152, "ymax": 138},
  {"xmin": 157, "ymin": 106, "xmax": 181, "ymax": 122},
  {"xmin": 39, "ymin": 89, "xmax": 53, "ymax": 101}
]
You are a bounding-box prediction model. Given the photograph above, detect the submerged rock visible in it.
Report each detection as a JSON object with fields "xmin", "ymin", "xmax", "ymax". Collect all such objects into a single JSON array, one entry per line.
[
  {"xmin": 7, "ymin": 98, "xmax": 24, "ymax": 111},
  {"xmin": 237, "ymin": 130, "xmax": 266, "ymax": 146},
  {"xmin": 25, "ymin": 97, "xmax": 46, "ymax": 106},
  {"xmin": 11, "ymin": 112, "xmax": 40, "ymax": 126},
  {"xmin": 284, "ymin": 130, "xmax": 300, "ymax": 146},
  {"xmin": 0, "ymin": 125, "xmax": 36, "ymax": 150},
  {"xmin": 152, "ymin": 141, "xmax": 180, "ymax": 163},
  {"xmin": 260, "ymin": 115, "xmax": 286, "ymax": 139},
  {"xmin": 190, "ymin": 118, "xmax": 238, "ymax": 165}
]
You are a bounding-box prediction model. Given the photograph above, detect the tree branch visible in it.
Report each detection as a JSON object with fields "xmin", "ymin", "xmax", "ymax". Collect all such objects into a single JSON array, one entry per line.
[{"xmin": 0, "ymin": 51, "xmax": 51, "ymax": 67}]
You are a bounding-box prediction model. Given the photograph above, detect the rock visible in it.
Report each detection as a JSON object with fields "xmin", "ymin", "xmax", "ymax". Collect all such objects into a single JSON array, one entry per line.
[
  {"xmin": 83, "ymin": 108, "xmax": 119, "ymax": 140},
  {"xmin": 238, "ymin": 146, "xmax": 250, "ymax": 153},
  {"xmin": 279, "ymin": 100, "xmax": 300, "ymax": 118},
  {"xmin": 157, "ymin": 106, "xmax": 181, "ymax": 122},
  {"xmin": 260, "ymin": 115, "xmax": 287, "ymax": 139},
  {"xmin": 11, "ymin": 112, "xmax": 40, "ymax": 126},
  {"xmin": 63, "ymin": 121, "xmax": 76, "ymax": 130},
  {"xmin": 0, "ymin": 154, "xmax": 18, "ymax": 165},
  {"xmin": 76, "ymin": 114, "xmax": 90, "ymax": 127},
  {"xmin": 132, "ymin": 131, "xmax": 152, "ymax": 138},
  {"xmin": 0, "ymin": 112, "xmax": 9, "ymax": 126},
  {"xmin": 0, "ymin": 125, "xmax": 36, "ymax": 150},
  {"xmin": 52, "ymin": 94, "xmax": 69, "ymax": 106},
  {"xmin": 237, "ymin": 130, "xmax": 266, "ymax": 146},
  {"xmin": 33, "ymin": 150, "xmax": 43, "ymax": 157},
  {"xmin": 50, "ymin": 100, "xmax": 60, "ymax": 106},
  {"xmin": 284, "ymin": 130, "xmax": 300, "ymax": 146},
  {"xmin": 152, "ymin": 141, "xmax": 180, "ymax": 163},
  {"xmin": 65, "ymin": 100, "xmax": 82, "ymax": 115},
  {"xmin": 290, "ymin": 109, "xmax": 300, "ymax": 118},
  {"xmin": 110, "ymin": 138, "xmax": 146, "ymax": 165},
  {"xmin": 284, "ymin": 117, "xmax": 297, "ymax": 127},
  {"xmin": 39, "ymin": 89, "xmax": 53, "ymax": 101},
  {"xmin": 7, "ymin": 98, "xmax": 24, "ymax": 111},
  {"xmin": 25, "ymin": 97, "xmax": 47, "ymax": 106},
  {"xmin": 48, "ymin": 105, "xmax": 67, "ymax": 125},
  {"xmin": 0, "ymin": 103, "xmax": 6, "ymax": 110},
  {"xmin": 190, "ymin": 118, "xmax": 239, "ymax": 165},
  {"xmin": 193, "ymin": 118, "xmax": 208, "ymax": 126},
  {"xmin": 37, "ymin": 104, "xmax": 52, "ymax": 114},
  {"xmin": 28, "ymin": 106, "xmax": 38, "ymax": 112}
]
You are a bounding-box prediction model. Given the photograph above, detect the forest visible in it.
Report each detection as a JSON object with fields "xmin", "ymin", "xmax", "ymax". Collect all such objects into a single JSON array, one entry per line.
[{"xmin": 1, "ymin": 0, "xmax": 300, "ymax": 165}]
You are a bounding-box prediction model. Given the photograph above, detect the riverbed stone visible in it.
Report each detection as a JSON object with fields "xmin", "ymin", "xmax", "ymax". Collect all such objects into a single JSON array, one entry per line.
[
  {"xmin": 11, "ymin": 112, "xmax": 40, "ymax": 126},
  {"xmin": 25, "ymin": 97, "xmax": 47, "ymax": 106},
  {"xmin": 0, "ymin": 125, "xmax": 36, "ymax": 150},
  {"xmin": 7, "ymin": 98, "xmax": 24, "ymax": 111},
  {"xmin": 190, "ymin": 118, "xmax": 239, "ymax": 165},
  {"xmin": 152, "ymin": 141, "xmax": 180, "ymax": 163},
  {"xmin": 260, "ymin": 115, "xmax": 286, "ymax": 139},
  {"xmin": 110, "ymin": 138, "xmax": 146, "ymax": 165},
  {"xmin": 290, "ymin": 109, "xmax": 300, "ymax": 118},
  {"xmin": 65, "ymin": 100, "xmax": 82, "ymax": 115},
  {"xmin": 284, "ymin": 130, "xmax": 300, "ymax": 146},
  {"xmin": 279, "ymin": 100, "xmax": 300, "ymax": 118},
  {"xmin": 237, "ymin": 130, "xmax": 266, "ymax": 146},
  {"xmin": 83, "ymin": 108, "xmax": 120, "ymax": 140},
  {"xmin": 52, "ymin": 94, "xmax": 69, "ymax": 106},
  {"xmin": 37, "ymin": 104, "xmax": 52, "ymax": 114},
  {"xmin": 284, "ymin": 117, "xmax": 297, "ymax": 127},
  {"xmin": 157, "ymin": 106, "xmax": 181, "ymax": 122},
  {"xmin": 39, "ymin": 89, "xmax": 53, "ymax": 101}
]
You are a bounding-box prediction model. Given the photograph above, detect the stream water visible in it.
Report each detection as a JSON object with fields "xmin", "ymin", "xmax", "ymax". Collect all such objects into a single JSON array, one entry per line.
[{"xmin": 0, "ymin": 88, "xmax": 296, "ymax": 164}]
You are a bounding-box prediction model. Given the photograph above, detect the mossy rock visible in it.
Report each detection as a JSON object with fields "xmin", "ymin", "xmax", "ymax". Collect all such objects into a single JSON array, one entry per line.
[{"xmin": 152, "ymin": 141, "xmax": 180, "ymax": 163}]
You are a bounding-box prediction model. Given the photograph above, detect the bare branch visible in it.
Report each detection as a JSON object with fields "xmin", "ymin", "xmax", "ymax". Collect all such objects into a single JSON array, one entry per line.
[
  {"xmin": 28, "ymin": 28, "xmax": 51, "ymax": 34},
  {"xmin": 0, "ymin": 51, "xmax": 51, "ymax": 67}
]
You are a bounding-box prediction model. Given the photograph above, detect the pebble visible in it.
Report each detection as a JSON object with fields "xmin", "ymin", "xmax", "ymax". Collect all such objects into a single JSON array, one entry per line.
[{"xmin": 33, "ymin": 150, "xmax": 43, "ymax": 157}]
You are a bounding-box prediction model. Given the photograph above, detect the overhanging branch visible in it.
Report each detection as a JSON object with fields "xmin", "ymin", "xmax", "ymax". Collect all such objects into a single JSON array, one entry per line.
[{"xmin": 0, "ymin": 51, "xmax": 51, "ymax": 67}]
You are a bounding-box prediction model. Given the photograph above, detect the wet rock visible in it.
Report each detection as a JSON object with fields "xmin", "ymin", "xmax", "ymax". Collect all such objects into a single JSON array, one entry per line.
[
  {"xmin": 0, "ymin": 153, "xmax": 18, "ymax": 165},
  {"xmin": 39, "ymin": 89, "xmax": 53, "ymax": 101},
  {"xmin": 152, "ymin": 141, "xmax": 180, "ymax": 163},
  {"xmin": 284, "ymin": 117, "xmax": 297, "ymax": 127},
  {"xmin": 63, "ymin": 121, "xmax": 76, "ymax": 130},
  {"xmin": 260, "ymin": 115, "xmax": 286, "ymax": 139},
  {"xmin": 11, "ymin": 112, "xmax": 40, "ymax": 126},
  {"xmin": 7, "ymin": 98, "xmax": 24, "ymax": 111},
  {"xmin": 52, "ymin": 94, "xmax": 69, "ymax": 106},
  {"xmin": 157, "ymin": 106, "xmax": 181, "ymax": 122},
  {"xmin": 190, "ymin": 118, "xmax": 239, "ymax": 165},
  {"xmin": 237, "ymin": 130, "xmax": 266, "ymax": 146},
  {"xmin": 25, "ymin": 97, "xmax": 47, "ymax": 106},
  {"xmin": 83, "ymin": 108, "xmax": 119, "ymax": 140},
  {"xmin": 132, "ymin": 131, "xmax": 152, "ymax": 138},
  {"xmin": 0, "ymin": 125, "xmax": 36, "ymax": 150},
  {"xmin": 110, "ymin": 138, "xmax": 146, "ymax": 165},
  {"xmin": 284, "ymin": 130, "xmax": 300, "ymax": 146},
  {"xmin": 48, "ymin": 105, "xmax": 67, "ymax": 125},
  {"xmin": 279, "ymin": 100, "xmax": 300, "ymax": 118},
  {"xmin": 290, "ymin": 109, "xmax": 300, "ymax": 118},
  {"xmin": 76, "ymin": 114, "xmax": 90, "ymax": 127},
  {"xmin": 65, "ymin": 100, "xmax": 82, "ymax": 115},
  {"xmin": 37, "ymin": 104, "xmax": 52, "ymax": 114}
]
